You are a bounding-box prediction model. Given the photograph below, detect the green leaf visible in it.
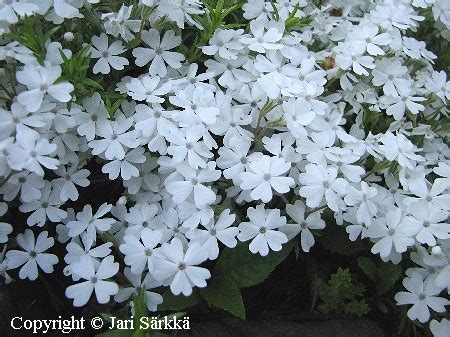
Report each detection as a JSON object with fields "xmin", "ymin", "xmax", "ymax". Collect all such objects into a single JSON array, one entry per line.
[
  {"xmin": 377, "ymin": 262, "xmax": 402, "ymax": 294},
  {"xmin": 357, "ymin": 257, "xmax": 377, "ymax": 281},
  {"xmin": 133, "ymin": 289, "xmax": 148, "ymax": 337},
  {"xmin": 158, "ymin": 289, "xmax": 201, "ymax": 311},
  {"xmin": 318, "ymin": 224, "xmax": 370, "ymax": 255},
  {"xmin": 200, "ymin": 277, "xmax": 245, "ymax": 319},
  {"xmin": 213, "ymin": 239, "xmax": 295, "ymax": 288}
]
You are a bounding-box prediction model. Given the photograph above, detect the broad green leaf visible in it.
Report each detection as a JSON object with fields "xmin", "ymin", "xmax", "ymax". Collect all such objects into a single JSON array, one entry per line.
[
  {"xmin": 318, "ymin": 224, "xmax": 370, "ymax": 255},
  {"xmin": 200, "ymin": 277, "xmax": 245, "ymax": 319},
  {"xmin": 213, "ymin": 239, "xmax": 295, "ymax": 288},
  {"xmin": 158, "ymin": 289, "xmax": 201, "ymax": 311},
  {"xmin": 357, "ymin": 257, "xmax": 377, "ymax": 281},
  {"xmin": 377, "ymin": 262, "xmax": 402, "ymax": 294}
]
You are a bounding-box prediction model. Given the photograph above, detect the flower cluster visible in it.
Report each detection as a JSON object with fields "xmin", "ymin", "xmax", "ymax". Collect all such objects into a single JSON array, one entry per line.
[{"xmin": 0, "ymin": 0, "xmax": 449, "ymax": 333}]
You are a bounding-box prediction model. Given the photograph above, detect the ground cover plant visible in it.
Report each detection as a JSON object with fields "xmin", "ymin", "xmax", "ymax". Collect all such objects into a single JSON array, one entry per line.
[{"xmin": 0, "ymin": 0, "xmax": 449, "ymax": 336}]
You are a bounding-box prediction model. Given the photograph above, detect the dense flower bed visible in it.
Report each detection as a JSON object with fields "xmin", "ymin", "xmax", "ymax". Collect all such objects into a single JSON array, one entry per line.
[{"xmin": 0, "ymin": 0, "xmax": 449, "ymax": 335}]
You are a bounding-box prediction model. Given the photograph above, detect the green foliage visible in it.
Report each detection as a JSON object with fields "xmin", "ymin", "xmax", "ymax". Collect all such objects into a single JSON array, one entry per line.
[
  {"xmin": 200, "ymin": 277, "xmax": 245, "ymax": 319},
  {"xmin": 314, "ymin": 268, "xmax": 370, "ymax": 317},
  {"xmin": 213, "ymin": 239, "xmax": 295, "ymax": 288},
  {"xmin": 285, "ymin": 4, "xmax": 312, "ymax": 32},
  {"xmin": 59, "ymin": 46, "xmax": 103, "ymax": 105},
  {"xmin": 318, "ymin": 223, "xmax": 371, "ymax": 256},
  {"xmin": 7, "ymin": 18, "xmax": 60, "ymax": 65},
  {"xmin": 357, "ymin": 256, "xmax": 402, "ymax": 313},
  {"xmin": 133, "ymin": 288, "xmax": 149, "ymax": 337},
  {"xmin": 158, "ymin": 289, "xmax": 202, "ymax": 311},
  {"xmin": 182, "ymin": 0, "xmax": 244, "ymax": 62},
  {"xmin": 103, "ymin": 92, "xmax": 128, "ymax": 117},
  {"xmin": 159, "ymin": 240, "xmax": 296, "ymax": 319}
]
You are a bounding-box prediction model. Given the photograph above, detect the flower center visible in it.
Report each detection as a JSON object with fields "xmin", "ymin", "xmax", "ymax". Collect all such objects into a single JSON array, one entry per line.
[
  {"xmin": 259, "ymin": 227, "xmax": 267, "ymax": 234},
  {"xmin": 29, "ymin": 251, "xmax": 37, "ymax": 258},
  {"xmin": 263, "ymin": 173, "xmax": 271, "ymax": 181},
  {"xmin": 91, "ymin": 276, "xmax": 98, "ymax": 284},
  {"xmin": 178, "ymin": 262, "xmax": 186, "ymax": 271}
]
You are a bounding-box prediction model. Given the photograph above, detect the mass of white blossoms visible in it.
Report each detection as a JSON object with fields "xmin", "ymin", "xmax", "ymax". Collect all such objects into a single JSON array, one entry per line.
[{"xmin": 0, "ymin": 0, "xmax": 449, "ymax": 333}]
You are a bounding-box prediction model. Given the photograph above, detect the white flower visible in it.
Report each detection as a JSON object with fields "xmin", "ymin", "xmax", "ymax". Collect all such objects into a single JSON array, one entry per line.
[
  {"xmin": 102, "ymin": 147, "xmax": 146, "ymax": 180},
  {"xmin": 124, "ymin": 202, "xmax": 159, "ymax": 236},
  {"xmin": 238, "ymin": 205, "xmax": 288, "ymax": 256},
  {"xmin": 378, "ymin": 133, "xmax": 424, "ymax": 170},
  {"xmin": 425, "ymin": 70, "xmax": 450, "ymax": 102},
  {"xmin": 6, "ymin": 229, "xmax": 58, "ymax": 281},
  {"xmin": 166, "ymin": 126, "xmax": 213, "ymax": 169},
  {"xmin": 77, "ymin": 93, "xmax": 110, "ymax": 141},
  {"xmin": 19, "ymin": 181, "xmax": 67, "ymax": 227},
  {"xmin": 0, "ymin": 222, "xmax": 12, "ymax": 244},
  {"xmin": 372, "ymin": 58, "xmax": 410, "ymax": 98},
  {"xmin": 133, "ymin": 29, "xmax": 184, "ymax": 76},
  {"xmin": 114, "ymin": 267, "xmax": 163, "ymax": 312},
  {"xmin": 64, "ymin": 233, "xmax": 112, "ymax": 267},
  {"xmin": 8, "ymin": 133, "xmax": 59, "ymax": 177},
  {"xmin": 156, "ymin": 0, "xmax": 204, "ymax": 29},
  {"xmin": 66, "ymin": 203, "xmax": 115, "ymax": 242},
  {"xmin": 65, "ymin": 255, "xmax": 119, "ymax": 307},
  {"xmin": 282, "ymin": 97, "xmax": 316, "ymax": 137},
  {"xmin": 0, "ymin": 171, "xmax": 44, "ymax": 202},
  {"xmin": 186, "ymin": 209, "xmax": 238, "ymax": 260},
  {"xmin": 90, "ymin": 33, "xmax": 129, "ymax": 74},
  {"xmin": 299, "ymin": 163, "xmax": 348, "ymax": 212},
  {"xmin": 335, "ymin": 41, "xmax": 375, "ymax": 76},
  {"xmin": 281, "ymin": 201, "xmax": 325, "ymax": 252},
  {"xmin": 152, "ymin": 238, "xmax": 210, "ymax": 296},
  {"xmin": 344, "ymin": 182, "xmax": 378, "ymax": 225},
  {"xmin": 348, "ymin": 23, "xmax": 392, "ymax": 56},
  {"xmin": 166, "ymin": 161, "xmax": 221, "ymax": 208},
  {"xmin": 407, "ymin": 202, "xmax": 450, "ymax": 246},
  {"xmin": 169, "ymin": 86, "xmax": 220, "ymax": 126},
  {"xmin": 367, "ymin": 207, "xmax": 416, "ymax": 258},
  {"xmin": 395, "ymin": 273, "xmax": 449, "ymax": 323},
  {"xmin": 126, "ymin": 75, "xmax": 170, "ymax": 104},
  {"xmin": 102, "ymin": 5, "xmax": 140, "ymax": 42},
  {"xmin": 53, "ymin": 165, "xmax": 90, "ymax": 202},
  {"xmin": 240, "ymin": 155, "xmax": 295, "ymax": 203},
  {"xmin": 202, "ymin": 29, "xmax": 244, "ymax": 60},
  {"xmin": 379, "ymin": 90, "xmax": 425, "ymax": 120},
  {"xmin": 120, "ymin": 228, "xmax": 163, "ymax": 275},
  {"xmin": 240, "ymin": 19, "xmax": 283, "ymax": 53},
  {"xmin": 88, "ymin": 114, "xmax": 140, "ymax": 160},
  {"xmin": 0, "ymin": 0, "xmax": 38, "ymax": 24},
  {"xmin": 16, "ymin": 63, "xmax": 74, "ymax": 112},
  {"xmin": 430, "ymin": 318, "xmax": 450, "ymax": 337}
]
